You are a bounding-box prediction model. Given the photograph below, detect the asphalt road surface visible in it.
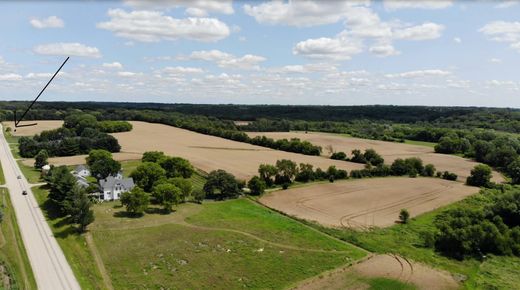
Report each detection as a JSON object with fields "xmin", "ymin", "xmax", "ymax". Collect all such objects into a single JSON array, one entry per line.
[{"xmin": 0, "ymin": 125, "xmax": 80, "ymax": 290}]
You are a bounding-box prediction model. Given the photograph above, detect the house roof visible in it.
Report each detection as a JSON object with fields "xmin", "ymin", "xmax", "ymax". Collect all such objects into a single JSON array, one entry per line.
[
  {"xmin": 75, "ymin": 165, "xmax": 88, "ymax": 172},
  {"xmin": 100, "ymin": 176, "xmax": 134, "ymax": 191}
]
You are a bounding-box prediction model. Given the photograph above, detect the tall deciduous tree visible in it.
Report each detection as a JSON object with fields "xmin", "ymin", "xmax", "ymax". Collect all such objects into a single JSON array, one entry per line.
[
  {"xmin": 130, "ymin": 162, "xmax": 166, "ymax": 192},
  {"xmin": 34, "ymin": 149, "xmax": 49, "ymax": 169},
  {"xmin": 120, "ymin": 187, "xmax": 149, "ymax": 216},
  {"xmin": 152, "ymin": 183, "xmax": 182, "ymax": 213}
]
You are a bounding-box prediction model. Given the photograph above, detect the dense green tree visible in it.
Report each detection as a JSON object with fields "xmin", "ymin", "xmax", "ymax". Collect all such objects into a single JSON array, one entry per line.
[
  {"xmin": 258, "ymin": 164, "xmax": 278, "ymax": 187},
  {"xmin": 34, "ymin": 149, "xmax": 49, "ymax": 169},
  {"xmin": 466, "ymin": 164, "xmax": 493, "ymax": 187},
  {"xmin": 275, "ymin": 159, "xmax": 298, "ymax": 185},
  {"xmin": 153, "ymin": 183, "xmax": 182, "ymax": 213},
  {"xmin": 67, "ymin": 187, "xmax": 94, "ymax": 232},
  {"xmin": 247, "ymin": 176, "xmax": 266, "ymax": 196},
  {"xmin": 48, "ymin": 166, "xmax": 77, "ymax": 214},
  {"xmin": 130, "ymin": 162, "xmax": 166, "ymax": 192},
  {"xmin": 192, "ymin": 189, "xmax": 206, "ymax": 204},
  {"xmin": 350, "ymin": 149, "xmax": 366, "ymax": 163},
  {"xmin": 141, "ymin": 151, "xmax": 166, "ymax": 163},
  {"xmin": 203, "ymin": 170, "xmax": 242, "ymax": 199},
  {"xmin": 295, "ymin": 163, "xmax": 315, "ymax": 182},
  {"xmin": 159, "ymin": 157, "xmax": 194, "ymax": 178},
  {"xmin": 120, "ymin": 187, "xmax": 149, "ymax": 216},
  {"xmin": 405, "ymin": 157, "xmax": 424, "ymax": 175},
  {"xmin": 364, "ymin": 149, "xmax": 384, "ymax": 166},
  {"xmin": 167, "ymin": 177, "xmax": 192, "ymax": 201},
  {"xmin": 442, "ymin": 171, "xmax": 458, "ymax": 181},
  {"xmin": 507, "ymin": 158, "xmax": 520, "ymax": 184},
  {"xmin": 422, "ymin": 164, "xmax": 436, "ymax": 177},
  {"xmin": 86, "ymin": 149, "xmax": 121, "ymax": 180},
  {"xmin": 391, "ymin": 159, "xmax": 408, "ymax": 176}
]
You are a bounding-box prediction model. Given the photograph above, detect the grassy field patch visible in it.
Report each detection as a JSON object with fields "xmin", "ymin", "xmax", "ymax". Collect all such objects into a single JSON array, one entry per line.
[
  {"xmin": 0, "ymin": 188, "xmax": 37, "ymax": 289},
  {"xmin": 17, "ymin": 160, "xmax": 41, "ymax": 184},
  {"xmin": 32, "ymin": 186, "xmax": 105, "ymax": 289}
]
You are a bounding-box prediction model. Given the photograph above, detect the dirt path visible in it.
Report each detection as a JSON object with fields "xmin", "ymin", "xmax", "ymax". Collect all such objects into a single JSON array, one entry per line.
[
  {"xmin": 293, "ymin": 254, "xmax": 459, "ymax": 290},
  {"xmin": 85, "ymin": 233, "xmax": 113, "ymax": 290}
]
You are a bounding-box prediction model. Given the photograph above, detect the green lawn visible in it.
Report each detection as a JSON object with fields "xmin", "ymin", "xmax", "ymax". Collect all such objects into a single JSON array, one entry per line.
[
  {"xmin": 120, "ymin": 159, "xmax": 141, "ymax": 177},
  {"xmin": 17, "ymin": 160, "xmax": 41, "ymax": 184},
  {"xmin": 403, "ymin": 139, "xmax": 437, "ymax": 148},
  {"xmin": 0, "ymin": 188, "xmax": 37, "ymax": 289},
  {"xmin": 303, "ymin": 192, "xmax": 520, "ymax": 289},
  {"xmin": 33, "ymin": 182, "xmax": 367, "ymax": 289},
  {"xmin": 32, "ymin": 186, "xmax": 106, "ymax": 289}
]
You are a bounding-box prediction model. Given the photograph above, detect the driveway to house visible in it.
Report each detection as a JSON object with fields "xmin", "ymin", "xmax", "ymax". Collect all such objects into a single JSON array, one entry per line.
[{"xmin": 0, "ymin": 125, "xmax": 80, "ymax": 290}]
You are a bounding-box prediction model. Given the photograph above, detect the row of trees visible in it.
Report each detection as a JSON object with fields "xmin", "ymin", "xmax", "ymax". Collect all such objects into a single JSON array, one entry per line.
[
  {"xmin": 331, "ymin": 148, "xmax": 384, "ymax": 166},
  {"xmin": 249, "ymin": 136, "xmax": 322, "ymax": 156}
]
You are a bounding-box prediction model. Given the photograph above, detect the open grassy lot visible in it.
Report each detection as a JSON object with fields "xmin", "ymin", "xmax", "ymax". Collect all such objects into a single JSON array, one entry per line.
[
  {"xmin": 0, "ymin": 188, "xmax": 36, "ymax": 289},
  {"xmin": 17, "ymin": 161, "xmax": 41, "ymax": 184},
  {"xmin": 33, "ymin": 183, "xmax": 367, "ymax": 289},
  {"xmin": 302, "ymin": 192, "xmax": 520, "ymax": 289},
  {"xmin": 32, "ymin": 186, "xmax": 106, "ymax": 289},
  {"xmin": 247, "ymin": 131, "xmax": 503, "ymax": 183}
]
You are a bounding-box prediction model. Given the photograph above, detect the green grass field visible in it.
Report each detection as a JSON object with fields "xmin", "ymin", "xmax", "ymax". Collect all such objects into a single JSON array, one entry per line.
[
  {"xmin": 32, "ymin": 186, "xmax": 106, "ymax": 289},
  {"xmin": 17, "ymin": 160, "xmax": 41, "ymax": 184},
  {"xmin": 303, "ymin": 192, "xmax": 520, "ymax": 289},
  {"xmin": 403, "ymin": 139, "xmax": 437, "ymax": 148},
  {"xmin": 0, "ymin": 188, "xmax": 37, "ymax": 289},
  {"xmin": 33, "ymin": 180, "xmax": 367, "ymax": 289}
]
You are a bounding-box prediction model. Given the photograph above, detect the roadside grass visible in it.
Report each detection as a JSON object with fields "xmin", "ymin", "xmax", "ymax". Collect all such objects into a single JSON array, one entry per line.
[
  {"xmin": 301, "ymin": 192, "xmax": 520, "ymax": 289},
  {"xmin": 17, "ymin": 160, "xmax": 41, "ymax": 184},
  {"xmin": 0, "ymin": 188, "xmax": 37, "ymax": 289},
  {"xmin": 0, "ymin": 161, "xmax": 5, "ymax": 185},
  {"xmin": 31, "ymin": 186, "xmax": 106, "ymax": 289}
]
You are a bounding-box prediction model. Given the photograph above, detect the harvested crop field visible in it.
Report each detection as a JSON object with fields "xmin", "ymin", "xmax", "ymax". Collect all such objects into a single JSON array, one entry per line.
[
  {"xmin": 260, "ymin": 177, "xmax": 478, "ymax": 229},
  {"xmin": 247, "ymin": 131, "xmax": 504, "ymax": 183},
  {"xmin": 108, "ymin": 121, "xmax": 364, "ymax": 180},
  {"xmin": 294, "ymin": 254, "xmax": 458, "ymax": 290},
  {"xmin": 3, "ymin": 120, "xmax": 63, "ymax": 136}
]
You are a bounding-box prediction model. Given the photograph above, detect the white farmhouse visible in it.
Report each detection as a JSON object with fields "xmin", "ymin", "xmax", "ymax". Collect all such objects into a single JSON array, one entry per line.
[{"xmin": 99, "ymin": 176, "xmax": 135, "ymax": 201}]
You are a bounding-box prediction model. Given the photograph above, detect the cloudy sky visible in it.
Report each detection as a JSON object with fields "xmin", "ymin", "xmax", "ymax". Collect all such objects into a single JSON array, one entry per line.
[{"xmin": 1, "ymin": 0, "xmax": 520, "ymax": 107}]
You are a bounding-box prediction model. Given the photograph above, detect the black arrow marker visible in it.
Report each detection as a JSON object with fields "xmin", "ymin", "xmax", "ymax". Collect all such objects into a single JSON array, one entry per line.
[{"xmin": 14, "ymin": 57, "xmax": 69, "ymax": 129}]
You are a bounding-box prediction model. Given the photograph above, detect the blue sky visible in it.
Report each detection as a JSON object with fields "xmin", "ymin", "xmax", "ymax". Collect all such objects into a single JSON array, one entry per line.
[{"xmin": 1, "ymin": 0, "xmax": 520, "ymax": 107}]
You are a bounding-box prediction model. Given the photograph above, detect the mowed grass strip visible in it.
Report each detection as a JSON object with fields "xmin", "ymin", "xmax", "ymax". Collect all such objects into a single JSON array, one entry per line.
[
  {"xmin": 31, "ymin": 186, "xmax": 106, "ymax": 289},
  {"xmin": 17, "ymin": 160, "xmax": 41, "ymax": 184},
  {"xmin": 0, "ymin": 189, "xmax": 37, "ymax": 290},
  {"xmin": 0, "ymin": 161, "xmax": 5, "ymax": 185}
]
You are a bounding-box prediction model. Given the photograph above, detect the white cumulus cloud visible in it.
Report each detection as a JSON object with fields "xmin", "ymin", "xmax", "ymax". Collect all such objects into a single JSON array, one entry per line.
[
  {"xmin": 185, "ymin": 49, "xmax": 266, "ymax": 69},
  {"xmin": 103, "ymin": 62, "xmax": 123, "ymax": 69},
  {"xmin": 293, "ymin": 37, "xmax": 363, "ymax": 61},
  {"xmin": 480, "ymin": 21, "xmax": 520, "ymax": 52},
  {"xmin": 30, "ymin": 16, "xmax": 64, "ymax": 29},
  {"xmin": 97, "ymin": 9, "xmax": 230, "ymax": 42},
  {"xmin": 0, "ymin": 73, "xmax": 23, "ymax": 81},
  {"xmin": 124, "ymin": 0, "xmax": 234, "ymax": 15},
  {"xmin": 33, "ymin": 43, "xmax": 101, "ymax": 58},
  {"xmin": 385, "ymin": 69, "xmax": 451, "ymax": 78},
  {"xmin": 384, "ymin": 0, "xmax": 453, "ymax": 10}
]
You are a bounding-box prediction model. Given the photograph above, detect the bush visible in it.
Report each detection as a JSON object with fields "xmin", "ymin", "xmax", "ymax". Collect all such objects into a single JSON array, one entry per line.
[
  {"xmin": 466, "ymin": 164, "xmax": 492, "ymax": 187},
  {"xmin": 247, "ymin": 176, "xmax": 266, "ymax": 196},
  {"xmin": 203, "ymin": 170, "xmax": 242, "ymax": 199},
  {"xmin": 330, "ymin": 151, "xmax": 347, "ymax": 160},
  {"xmin": 422, "ymin": 164, "xmax": 436, "ymax": 177},
  {"xmin": 399, "ymin": 209, "xmax": 410, "ymax": 224},
  {"xmin": 442, "ymin": 171, "xmax": 458, "ymax": 181}
]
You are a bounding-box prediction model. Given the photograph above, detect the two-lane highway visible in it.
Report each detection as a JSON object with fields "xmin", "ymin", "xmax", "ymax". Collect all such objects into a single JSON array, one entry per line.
[{"xmin": 0, "ymin": 125, "xmax": 80, "ymax": 290}]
